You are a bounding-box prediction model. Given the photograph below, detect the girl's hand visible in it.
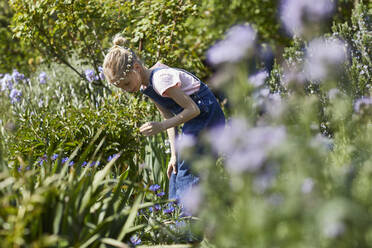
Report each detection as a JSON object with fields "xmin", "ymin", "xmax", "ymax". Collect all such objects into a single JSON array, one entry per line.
[
  {"xmin": 139, "ymin": 122, "xmax": 164, "ymax": 136},
  {"xmin": 167, "ymin": 155, "xmax": 177, "ymax": 179}
]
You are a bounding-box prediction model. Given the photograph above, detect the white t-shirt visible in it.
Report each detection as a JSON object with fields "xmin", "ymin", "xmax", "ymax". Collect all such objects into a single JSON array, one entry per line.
[{"xmin": 151, "ymin": 65, "xmax": 200, "ymax": 97}]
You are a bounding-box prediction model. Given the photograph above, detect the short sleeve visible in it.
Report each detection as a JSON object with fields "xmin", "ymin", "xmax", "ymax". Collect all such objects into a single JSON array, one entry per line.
[{"xmin": 152, "ymin": 69, "xmax": 181, "ymax": 96}]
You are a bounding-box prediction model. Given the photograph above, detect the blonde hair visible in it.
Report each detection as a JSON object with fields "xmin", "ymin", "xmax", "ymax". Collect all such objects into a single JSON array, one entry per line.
[{"xmin": 103, "ymin": 34, "xmax": 138, "ymax": 85}]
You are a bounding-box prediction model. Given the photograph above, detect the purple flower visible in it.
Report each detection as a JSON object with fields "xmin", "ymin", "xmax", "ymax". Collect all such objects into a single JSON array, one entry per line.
[
  {"xmin": 98, "ymin": 66, "xmax": 105, "ymax": 80},
  {"xmin": 69, "ymin": 161, "xmax": 75, "ymax": 167},
  {"xmin": 280, "ymin": 0, "xmax": 334, "ymax": 36},
  {"xmin": 130, "ymin": 235, "xmax": 141, "ymax": 246},
  {"xmin": 156, "ymin": 191, "xmax": 165, "ymax": 197},
  {"xmin": 17, "ymin": 166, "xmax": 22, "ymax": 172},
  {"xmin": 149, "ymin": 184, "xmax": 160, "ymax": 192},
  {"xmin": 209, "ymin": 119, "xmax": 286, "ymax": 173},
  {"xmin": 12, "ymin": 69, "xmax": 25, "ymax": 83},
  {"xmin": 163, "ymin": 204, "xmax": 175, "ymax": 214},
  {"xmin": 38, "ymin": 154, "xmax": 48, "ymax": 166},
  {"xmin": 51, "ymin": 154, "xmax": 58, "ymax": 160},
  {"xmin": 1, "ymin": 73, "xmax": 13, "ymax": 91},
  {"xmin": 154, "ymin": 204, "xmax": 161, "ymax": 211},
  {"xmin": 107, "ymin": 153, "xmax": 120, "ymax": 162},
  {"xmin": 304, "ymin": 38, "xmax": 347, "ymax": 81},
  {"xmin": 61, "ymin": 157, "xmax": 68, "ymax": 164},
  {"xmin": 39, "ymin": 72, "xmax": 47, "ymax": 84},
  {"xmin": 354, "ymin": 97, "xmax": 372, "ymax": 113},
  {"xmin": 206, "ymin": 24, "xmax": 257, "ymax": 66},
  {"xmin": 301, "ymin": 178, "xmax": 314, "ymax": 194},
  {"xmin": 180, "ymin": 186, "xmax": 202, "ymax": 215},
  {"xmin": 248, "ymin": 70, "xmax": 269, "ymax": 87},
  {"xmin": 90, "ymin": 161, "xmax": 100, "ymax": 167},
  {"xmin": 81, "ymin": 161, "xmax": 87, "ymax": 167},
  {"xmin": 85, "ymin": 69, "xmax": 96, "ymax": 82},
  {"xmin": 9, "ymin": 89, "xmax": 22, "ymax": 103}
]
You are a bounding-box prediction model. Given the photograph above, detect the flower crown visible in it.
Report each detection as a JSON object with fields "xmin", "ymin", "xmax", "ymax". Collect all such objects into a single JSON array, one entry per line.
[{"xmin": 111, "ymin": 46, "xmax": 134, "ymax": 86}]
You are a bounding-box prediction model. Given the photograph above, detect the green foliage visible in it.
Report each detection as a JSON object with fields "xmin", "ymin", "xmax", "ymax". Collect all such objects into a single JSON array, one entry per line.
[
  {"xmin": 10, "ymin": 0, "xmax": 126, "ymax": 85},
  {"xmin": 0, "ymin": 0, "xmax": 38, "ymax": 73}
]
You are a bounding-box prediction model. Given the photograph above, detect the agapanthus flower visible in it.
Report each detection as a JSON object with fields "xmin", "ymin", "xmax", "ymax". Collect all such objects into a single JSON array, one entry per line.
[
  {"xmin": 39, "ymin": 72, "xmax": 47, "ymax": 84},
  {"xmin": 69, "ymin": 161, "xmax": 75, "ymax": 167},
  {"xmin": 163, "ymin": 203, "xmax": 175, "ymax": 214},
  {"xmin": 12, "ymin": 69, "xmax": 25, "ymax": 83},
  {"xmin": 354, "ymin": 97, "xmax": 372, "ymax": 113},
  {"xmin": 1, "ymin": 73, "xmax": 13, "ymax": 91},
  {"xmin": 38, "ymin": 154, "xmax": 48, "ymax": 166},
  {"xmin": 85, "ymin": 69, "xmax": 96, "ymax": 82},
  {"xmin": 149, "ymin": 184, "xmax": 161, "ymax": 192},
  {"xmin": 280, "ymin": 0, "xmax": 334, "ymax": 36},
  {"xmin": 61, "ymin": 157, "xmax": 68, "ymax": 164},
  {"xmin": 89, "ymin": 161, "xmax": 100, "ymax": 167},
  {"xmin": 206, "ymin": 24, "xmax": 257, "ymax": 66},
  {"xmin": 209, "ymin": 118, "xmax": 286, "ymax": 173},
  {"xmin": 98, "ymin": 66, "xmax": 105, "ymax": 80},
  {"xmin": 130, "ymin": 235, "xmax": 141, "ymax": 246},
  {"xmin": 154, "ymin": 204, "xmax": 161, "ymax": 211},
  {"xmin": 304, "ymin": 38, "xmax": 347, "ymax": 81},
  {"xmin": 248, "ymin": 70, "xmax": 269, "ymax": 87},
  {"xmin": 51, "ymin": 154, "xmax": 58, "ymax": 160},
  {"xmin": 81, "ymin": 161, "xmax": 87, "ymax": 167},
  {"xmin": 180, "ymin": 185, "xmax": 202, "ymax": 215},
  {"xmin": 9, "ymin": 89, "xmax": 22, "ymax": 103},
  {"xmin": 107, "ymin": 153, "xmax": 120, "ymax": 162},
  {"xmin": 156, "ymin": 191, "xmax": 165, "ymax": 197},
  {"xmin": 301, "ymin": 177, "xmax": 314, "ymax": 194}
]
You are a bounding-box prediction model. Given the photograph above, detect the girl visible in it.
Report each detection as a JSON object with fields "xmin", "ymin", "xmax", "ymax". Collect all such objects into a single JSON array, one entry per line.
[{"xmin": 103, "ymin": 35, "xmax": 225, "ymax": 201}]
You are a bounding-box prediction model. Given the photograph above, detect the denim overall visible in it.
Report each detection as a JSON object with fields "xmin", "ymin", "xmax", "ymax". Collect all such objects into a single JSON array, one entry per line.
[{"xmin": 141, "ymin": 68, "xmax": 225, "ymax": 200}]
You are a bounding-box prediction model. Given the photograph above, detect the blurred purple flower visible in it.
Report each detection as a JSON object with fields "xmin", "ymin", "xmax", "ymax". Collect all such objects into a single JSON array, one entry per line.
[
  {"xmin": 130, "ymin": 235, "xmax": 141, "ymax": 246},
  {"xmin": 206, "ymin": 24, "xmax": 257, "ymax": 66},
  {"xmin": 304, "ymin": 38, "xmax": 347, "ymax": 81},
  {"xmin": 9, "ymin": 89, "xmax": 22, "ymax": 103},
  {"xmin": 180, "ymin": 185, "xmax": 202, "ymax": 215},
  {"xmin": 12, "ymin": 69, "xmax": 25, "ymax": 83},
  {"xmin": 39, "ymin": 72, "xmax": 47, "ymax": 84},
  {"xmin": 176, "ymin": 134, "xmax": 195, "ymax": 153},
  {"xmin": 18, "ymin": 166, "xmax": 22, "ymax": 172},
  {"xmin": 149, "ymin": 184, "xmax": 160, "ymax": 192},
  {"xmin": 81, "ymin": 161, "xmax": 87, "ymax": 167},
  {"xmin": 354, "ymin": 97, "xmax": 372, "ymax": 113},
  {"xmin": 2, "ymin": 73, "xmax": 13, "ymax": 90},
  {"xmin": 85, "ymin": 69, "xmax": 96, "ymax": 82},
  {"xmin": 209, "ymin": 118, "xmax": 286, "ymax": 173},
  {"xmin": 248, "ymin": 70, "xmax": 269, "ymax": 87},
  {"xmin": 69, "ymin": 161, "xmax": 75, "ymax": 167},
  {"xmin": 301, "ymin": 177, "xmax": 314, "ymax": 194},
  {"xmin": 61, "ymin": 157, "xmax": 68, "ymax": 164},
  {"xmin": 280, "ymin": 0, "xmax": 334, "ymax": 36}
]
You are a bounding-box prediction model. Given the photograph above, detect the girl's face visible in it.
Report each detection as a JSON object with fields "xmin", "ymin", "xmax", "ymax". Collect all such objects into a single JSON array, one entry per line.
[{"xmin": 112, "ymin": 63, "xmax": 142, "ymax": 93}]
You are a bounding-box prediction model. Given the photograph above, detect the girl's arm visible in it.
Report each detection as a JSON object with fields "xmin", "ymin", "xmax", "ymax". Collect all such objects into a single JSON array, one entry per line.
[
  {"xmin": 140, "ymin": 86, "xmax": 200, "ymax": 136},
  {"xmin": 148, "ymin": 99, "xmax": 178, "ymax": 178}
]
